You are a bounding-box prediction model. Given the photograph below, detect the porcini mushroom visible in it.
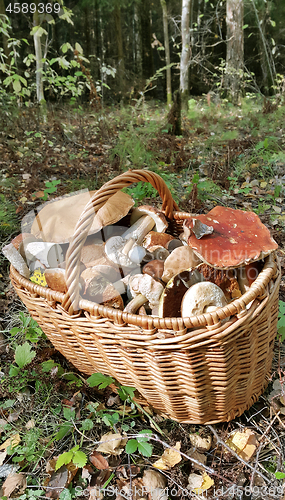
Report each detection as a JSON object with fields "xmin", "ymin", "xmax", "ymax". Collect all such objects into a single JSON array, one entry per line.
[
  {"xmin": 185, "ymin": 206, "xmax": 278, "ymax": 269},
  {"xmin": 143, "ymin": 260, "xmax": 164, "ymax": 280},
  {"xmin": 105, "ymin": 215, "xmax": 155, "ymax": 268},
  {"xmin": 31, "ymin": 190, "xmax": 134, "ymax": 243},
  {"xmin": 181, "ymin": 281, "xmax": 227, "ymax": 318},
  {"xmin": 130, "ymin": 205, "xmax": 168, "ymax": 232},
  {"xmin": 162, "ymin": 245, "xmax": 202, "ymax": 283},
  {"xmin": 196, "ymin": 263, "xmax": 241, "ymax": 301},
  {"xmin": 158, "ymin": 268, "xmax": 204, "ymax": 318},
  {"xmin": 124, "ymin": 274, "xmax": 164, "ymax": 314}
]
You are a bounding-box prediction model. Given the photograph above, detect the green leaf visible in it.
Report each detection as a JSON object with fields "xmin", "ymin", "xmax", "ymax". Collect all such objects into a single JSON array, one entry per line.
[
  {"xmin": 275, "ymin": 471, "xmax": 285, "ymax": 479},
  {"xmin": 55, "ymin": 451, "xmax": 73, "ymax": 471},
  {"xmin": 137, "ymin": 430, "xmax": 152, "ymax": 443},
  {"xmin": 15, "ymin": 342, "xmax": 36, "ymax": 369},
  {"xmin": 41, "ymin": 360, "xmax": 57, "ymax": 372},
  {"xmin": 81, "ymin": 419, "xmax": 93, "ymax": 431},
  {"xmin": 12, "ymin": 79, "xmax": 21, "ymax": 93},
  {"xmin": 87, "ymin": 373, "xmax": 115, "ymax": 389},
  {"xmin": 9, "ymin": 365, "xmax": 20, "ymax": 377},
  {"xmin": 137, "ymin": 441, "xmax": 153, "ymax": 457},
  {"xmin": 117, "ymin": 386, "xmax": 136, "ymax": 401},
  {"xmin": 63, "ymin": 407, "xmax": 75, "ymax": 421},
  {"xmin": 125, "ymin": 439, "xmax": 138, "ymax": 454},
  {"xmin": 72, "ymin": 450, "xmax": 87, "ymax": 468},
  {"xmin": 55, "ymin": 424, "xmax": 72, "ymax": 440},
  {"xmin": 242, "ymin": 24, "xmax": 248, "ymax": 29},
  {"xmin": 59, "ymin": 489, "xmax": 72, "ymax": 500}
]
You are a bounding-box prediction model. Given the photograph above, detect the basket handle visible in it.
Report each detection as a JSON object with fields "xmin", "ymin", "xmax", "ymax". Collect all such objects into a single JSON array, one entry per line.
[{"xmin": 62, "ymin": 169, "xmax": 180, "ymax": 314}]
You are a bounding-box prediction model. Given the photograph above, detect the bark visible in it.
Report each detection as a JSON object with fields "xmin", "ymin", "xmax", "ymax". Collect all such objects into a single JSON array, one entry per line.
[
  {"xmin": 0, "ymin": 0, "xmax": 11, "ymax": 65},
  {"xmin": 133, "ymin": 2, "xmax": 142, "ymax": 77},
  {"xmin": 180, "ymin": 0, "xmax": 191, "ymax": 109},
  {"xmin": 226, "ymin": 0, "xmax": 244, "ymax": 103},
  {"xmin": 33, "ymin": 1, "xmax": 47, "ymax": 121},
  {"xmin": 114, "ymin": 2, "xmax": 125, "ymax": 93},
  {"xmin": 140, "ymin": 0, "xmax": 154, "ymax": 80},
  {"xmin": 160, "ymin": 0, "xmax": 172, "ymax": 106}
]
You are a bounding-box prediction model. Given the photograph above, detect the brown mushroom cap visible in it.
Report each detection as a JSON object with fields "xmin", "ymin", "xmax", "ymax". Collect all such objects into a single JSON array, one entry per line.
[
  {"xmin": 185, "ymin": 206, "xmax": 278, "ymax": 269},
  {"xmin": 143, "ymin": 231, "xmax": 174, "ymax": 252},
  {"xmin": 31, "ymin": 190, "xmax": 134, "ymax": 243}
]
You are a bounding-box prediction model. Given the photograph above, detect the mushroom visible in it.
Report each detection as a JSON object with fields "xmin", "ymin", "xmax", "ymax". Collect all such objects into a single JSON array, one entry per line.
[
  {"xmin": 31, "ymin": 190, "xmax": 134, "ymax": 243},
  {"xmin": 130, "ymin": 205, "xmax": 168, "ymax": 232},
  {"xmin": 237, "ymin": 261, "xmax": 263, "ymax": 294},
  {"xmin": 105, "ymin": 215, "xmax": 156, "ymax": 268},
  {"xmin": 25, "ymin": 241, "xmax": 64, "ymax": 268},
  {"xmin": 2, "ymin": 243, "xmax": 30, "ymax": 279},
  {"xmin": 196, "ymin": 263, "xmax": 241, "ymax": 301},
  {"xmin": 143, "ymin": 231, "xmax": 174, "ymax": 252},
  {"xmin": 181, "ymin": 282, "xmax": 227, "ymax": 318},
  {"xmin": 124, "ymin": 274, "xmax": 164, "ymax": 314},
  {"xmin": 162, "ymin": 246, "xmax": 202, "ymax": 283},
  {"xmin": 185, "ymin": 206, "xmax": 278, "ymax": 269},
  {"xmin": 143, "ymin": 260, "xmax": 164, "ymax": 280},
  {"xmin": 158, "ymin": 268, "xmax": 205, "ymax": 318}
]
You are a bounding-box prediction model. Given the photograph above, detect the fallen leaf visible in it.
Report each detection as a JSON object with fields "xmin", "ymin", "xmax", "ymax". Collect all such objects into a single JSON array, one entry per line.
[
  {"xmin": 25, "ymin": 419, "xmax": 35, "ymax": 430},
  {"xmin": 2, "ymin": 472, "xmax": 26, "ymax": 498},
  {"xmin": 188, "ymin": 473, "xmax": 203, "ymax": 491},
  {"xmin": 226, "ymin": 428, "xmax": 258, "ymax": 461},
  {"xmin": 0, "ymin": 450, "xmax": 7, "ymax": 466},
  {"xmin": 45, "ymin": 463, "xmax": 78, "ymax": 498},
  {"xmin": 89, "ymin": 451, "xmax": 109, "ymax": 470},
  {"xmin": 186, "ymin": 448, "xmax": 207, "ymax": 470},
  {"xmin": 189, "ymin": 433, "xmax": 212, "ymax": 451},
  {"xmin": 96, "ymin": 432, "xmax": 127, "ymax": 455},
  {"xmin": 153, "ymin": 442, "xmax": 181, "ymax": 470},
  {"xmin": 0, "ymin": 433, "xmax": 21, "ymax": 451},
  {"xmin": 195, "ymin": 472, "xmax": 214, "ymax": 493}
]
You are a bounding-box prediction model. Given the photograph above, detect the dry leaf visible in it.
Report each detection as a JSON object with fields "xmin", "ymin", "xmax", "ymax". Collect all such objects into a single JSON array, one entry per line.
[
  {"xmin": 25, "ymin": 419, "xmax": 35, "ymax": 430},
  {"xmin": 189, "ymin": 433, "xmax": 212, "ymax": 451},
  {"xmin": 188, "ymin": 472, "xmax": 214, "ymax": 493},
  {"xmin": 187, "ymin": 448, "xmax": 207, "ymax": 470},
  {"xmin": 88, "ymin": 486, "xmax": 104, "ymax": 500},
  {"xmin": 96, "ymin": 432, "xmax": 127, "ymax": 455},
  {"xmin": 153, "ymin": 442, "xmax": 181, "ymax": 470},
  {"xmin": 0, "ymin": 433, "xmax": 21, "ymax": 451},
  {"xmin": 45, "ymin": 463, "xmax": 78, "ymax": 498},
  {"xmin": 226, "ymin": 428, "xmax": 258, "ymax": 461},
  {"xmin": 89, "ymin": 451, "xmax": 109, "ymax": 470},
  {"xmin": 0, "ymin": 450, "xmax": 7, "ymax": 466},
  {"xmin": 188, "ymin": 473, "xmax": 203, "ymax": 491},
  {"xmin": 195, "ymin": 472, "xmax": 214, "ymax": 493},
  {"xmin": 2, "ymin": 472, "xmax": 26, "ymax": 498}
]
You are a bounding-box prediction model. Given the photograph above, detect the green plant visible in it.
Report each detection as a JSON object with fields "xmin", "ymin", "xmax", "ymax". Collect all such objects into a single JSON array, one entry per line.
[
  {"xmin": 0, "ymin": 193, "xmax": 20, "ymax": 237},
  {"xmin": 33, "ymin": 179, "xmax": 61, "ymax": 201},
  {"xmin": 125, "ymin": 430, "xmax": 153, "ymax": 457},
  {"xmin": 55, "ymin": 445, "xmax": 87, "ymax": 471},
  {"xmin": 277, "ymin": 301, "xmax": 285, "ymax": 342},
  {"xmin": 9, "ymin": 311, "xmax": 45, "ymax": 343}
]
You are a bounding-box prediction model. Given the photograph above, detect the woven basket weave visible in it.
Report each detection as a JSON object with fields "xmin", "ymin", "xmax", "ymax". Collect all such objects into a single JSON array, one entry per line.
[{"xmin": 10, "ymin": 170, "xmax": 281, "ymax": 424}]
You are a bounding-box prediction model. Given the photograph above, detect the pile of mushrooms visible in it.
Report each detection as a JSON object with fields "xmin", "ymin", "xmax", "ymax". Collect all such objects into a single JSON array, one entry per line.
[{"xmin": 3, "ymin": 191, "xmax": 278, "ymax": 319}]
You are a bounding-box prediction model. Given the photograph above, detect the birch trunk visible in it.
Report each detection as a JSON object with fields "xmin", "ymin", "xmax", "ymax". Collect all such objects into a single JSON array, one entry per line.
[
  {"xmin": 33, "ymin": 1, "xmax": 47, "ymax": 122},
  {"xmin": 180, "ymin": 0, "xmax": 191, "ymax": 109},
  {"xmin": 160, "ymin": 0, "xmax": 172, "ymax": 106},
  {"xmin": 226, "ymin": 0, "xmax": 244, "ymax": 103}
]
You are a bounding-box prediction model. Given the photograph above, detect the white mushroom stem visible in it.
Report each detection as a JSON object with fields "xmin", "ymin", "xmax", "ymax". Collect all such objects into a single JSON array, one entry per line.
[
  {"xmin": 105, "ymin": 215, "xmax": 156, "ymax": 267},
  {"xmin": 122, "ymin": 215, "xmax": 155, "ymax": 244},
  {"xmin": 124, "ymin": 294, "xmax": 148, "ymax": 313}
]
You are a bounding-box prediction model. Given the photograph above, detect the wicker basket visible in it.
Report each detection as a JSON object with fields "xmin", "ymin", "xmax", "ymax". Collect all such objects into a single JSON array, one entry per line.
[{"xmin": 10, "ymin": 170, "xmax": 281, "ymax": 424}]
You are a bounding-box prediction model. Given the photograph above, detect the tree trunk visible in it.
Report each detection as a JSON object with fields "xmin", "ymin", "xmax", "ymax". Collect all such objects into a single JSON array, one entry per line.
[
  {"xmin": 226, "ymin": 0, "xmax": 244, "ymax": 103},
  {"xmin": 114, "ymin": 2, "xmax": 125, "ymax": 94},
  {"xmin": 160, "ymin": 0, "xmax": 172, "ymax": 107},
  {"xmin": 180, "ymin": 0, "xmax": 191, "ymax": 109},
  {"xmin": 133, "ymin": 2, "xmax": 142, "ymax": 78},
  {"xmin": 140, "ymin": 0, "xmax": 154, "ymax": 81},
  {"xmin": 0, "ymin": 0, "xmax": 11, "ymax": 65},
  {"xmin": 33, "ymin": 1, "xmax": 47, "ymax": 121}
]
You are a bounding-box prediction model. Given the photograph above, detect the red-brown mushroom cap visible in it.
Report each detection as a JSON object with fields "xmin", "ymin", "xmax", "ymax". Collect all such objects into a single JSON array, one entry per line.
[{"xmin": 185, "ymin": 206, "xmax": 278, "ymax": 269}]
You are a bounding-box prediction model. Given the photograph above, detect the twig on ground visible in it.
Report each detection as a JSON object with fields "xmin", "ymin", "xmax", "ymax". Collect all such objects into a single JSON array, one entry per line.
[{"xmin": 208, "ymin": 424, "xmax": 271, "ymax": 484}]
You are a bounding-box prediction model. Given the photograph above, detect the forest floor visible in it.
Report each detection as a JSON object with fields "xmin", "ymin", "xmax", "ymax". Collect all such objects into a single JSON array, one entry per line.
[{"xmin": 0, "ymin": 96, "xmax": 285, "ymax": 500}]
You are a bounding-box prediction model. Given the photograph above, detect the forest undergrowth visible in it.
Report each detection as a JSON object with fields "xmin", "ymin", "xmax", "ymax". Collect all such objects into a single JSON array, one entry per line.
[{"xmin": 0, "ymin": 96, "xmax": 285, "ymax": 500}]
